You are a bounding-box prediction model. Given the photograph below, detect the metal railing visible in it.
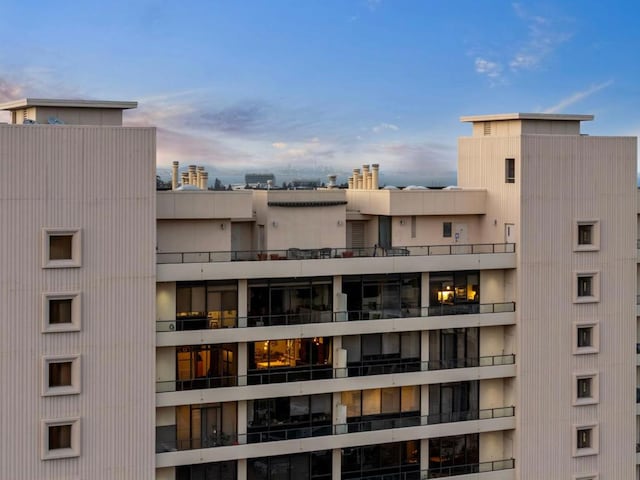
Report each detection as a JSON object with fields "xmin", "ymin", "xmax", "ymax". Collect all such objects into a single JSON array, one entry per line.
[
  {"xmin": 337, "ymin": 359, "xmax": 421, "ymax": 377},
  {"xmin": 422, "ymin": 354, "xmax": 515, "ymax": 371},
  {"xmin": 424, "ymin": 458, "xmax": 515, "ymax": 478},
  {"xmin": 156, "ymin": 302, "xmax": 516, "ymax": 332},
  {"xmin": 156, "ymin": 431, "xmax": 239, "ymax": 453},
  {"xmin": 157, "ymin": 243, "xmax": 516, "ymax": 264}
]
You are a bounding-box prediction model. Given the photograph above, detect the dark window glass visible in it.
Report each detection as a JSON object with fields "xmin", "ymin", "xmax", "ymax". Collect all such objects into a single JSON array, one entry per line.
[
  {"xmin": 48, "ymin": 424, "xmax": 72, "ymax": 449},
  {"xmin": 577, "ymin": 378, "xmax": 592, "ymax": 398},
  {"xmin": 577, "ymin": 327, "xmax": 592, "ymax": 348},
  {"xmin": 577, "ymin": 428, "xmax": 591, "ymax": 449},
  {"xmin": 578, "ymin": 224, "xmax": 593, "ymax": 245},
  {"xmin": 49, "ymin": 362, "xmax": 72, "ymax": 387},
  {"xmin": 505, "ymin": 158, "xmax": 515, "ymax": 183},
  {"xmin": 49, "ymin": 298, "xmax": 72, "ymax": 324},
  {"xmin": 577, "ymin": 277, "xmax": 592, "ymax": 297},
  {"xmin": 49, "ymin": 235, "xmax": 73, "ymax": 260},
  {"xmin": 443, "ymin": 222, "xmax": 452, "ymax": 238}
]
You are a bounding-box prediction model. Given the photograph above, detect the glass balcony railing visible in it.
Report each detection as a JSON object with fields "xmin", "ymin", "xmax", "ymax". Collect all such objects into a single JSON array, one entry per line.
[
  {"xmin": 156, "ymin": 302, "xmax": 516, "ymax": 332},
  {"xmin": 422, "ymin": 354, "xmax": 515, "ymax": 371},
  {"xmin": 344, "ymin": 459, "xmax": 515, "ymax": 480},
  {"xmin": 157, "ymin": 243, "xmax": 516, "ymax": 264}
]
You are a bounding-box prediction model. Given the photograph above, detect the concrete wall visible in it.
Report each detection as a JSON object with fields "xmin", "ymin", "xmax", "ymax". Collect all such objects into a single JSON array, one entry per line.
[{"xmin": 0, "ymin": 124, "xmax": 156, "ymax": 479}]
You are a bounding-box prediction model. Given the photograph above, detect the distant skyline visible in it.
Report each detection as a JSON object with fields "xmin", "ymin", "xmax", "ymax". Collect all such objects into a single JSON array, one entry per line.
[{"xmin": 1, "ymin": 1, "xmax": 639, "ymax": 184}]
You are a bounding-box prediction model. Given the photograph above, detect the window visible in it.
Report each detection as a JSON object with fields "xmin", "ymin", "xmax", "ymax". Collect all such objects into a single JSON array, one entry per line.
[
  {"xmin": 505, "ymin": 158, "xmax": 515, "ymax": 183},
  {"xmin": 443, "ymin": 222, "xmax": 452, "ymax": 238},
  {"xmin": 42, "ymin": 355, "xmax": 80, "ymax": 396},
  {"xmin": 577, "ymin": 428, "xmax": 591, "ymax": 449},
  {"xmin": 574, "ymin": 323, "xmax": 599, "ymax": 355},
  {"xmin": 41, "ymin": 418, "xmax": 80, "ymax": 460},
  {"xmin": 574, "ymin": 272, "xmax": 599, "ymax": 303},
  {"xmin": 42, "ymin": 228, "xmax": 82, "ymax": 268},
  {"xmin": 573, "ymin": 373, "xmax": 598, "ymax": 405},
  {"xmin": 574, "ymin": 220, "xmax": 600, "ymax": 251},
  {"xmin": 577, "ymin": 327, "xmax": 592, "ymax": 348},
  {"xmin": 42, "ymin": 292, "xmax": 81, "ymax": 332},
  {"xmin": 573, "ymin": 424, "xmax": 598, "ymax": 457}
]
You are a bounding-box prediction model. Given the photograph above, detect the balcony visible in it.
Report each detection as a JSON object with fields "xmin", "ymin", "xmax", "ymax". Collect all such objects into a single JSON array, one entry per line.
[
  {"xmin": 425, "ymin": 458, "xmax": 515, "ymax": 479},
  {"xmin": 157, "ymin": 302, "xmax": 516, "ymax": 332},
  {"xmin": 157, "ymin": 242, "xmax": 515, "ymax": 264}
]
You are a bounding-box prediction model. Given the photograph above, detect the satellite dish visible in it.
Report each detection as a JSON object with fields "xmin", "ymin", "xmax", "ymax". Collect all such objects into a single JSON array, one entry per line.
[
  {"xmin": 47, "ymin": 116, "xmax": 65, "ymax": 125},
  {"xmin": 23, "ymin": 119, "xmax": 38, "ymax": 125}
]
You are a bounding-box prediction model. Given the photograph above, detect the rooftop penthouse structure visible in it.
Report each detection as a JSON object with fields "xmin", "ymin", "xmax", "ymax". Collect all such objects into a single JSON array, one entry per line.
[{"xmin": 0, "ymin": 99, "xmax": 637, "ymax": 480}]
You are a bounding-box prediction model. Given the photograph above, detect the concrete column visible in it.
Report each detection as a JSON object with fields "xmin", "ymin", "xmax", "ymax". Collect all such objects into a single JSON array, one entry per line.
[
  {"xmin": 171, "ymin": 161, "xmax": 179, "ymax": 190},
  {"xmin": 332, "ymin": 448, "xmax": 341, "ymax": 480},
  {"xmin": 348, "ymin": 177, "xmax": 353, "ymax": 189},
  {"xmin": 188, "ymin": 165, "xmax": 196, "ymax": 185},
  {"xmin": 352, "ymin": 169, "xmax": 360, "ymax": 189},
  {"xmin": 201, "ymin": 171, "xmax": 208, "ymax": 190},
  {"xmin": 367, "ymin": 172, "xmax": 373, "ymax": 190},
  {"xmin": 238, "ymin": 342, "xmax": 247, "ymax": 386},
  {"xmin": 420, "ymin": 438, "xmax": 429, "ymax": 477},
  {"xmin": 237, "ymin": 400, "xmax": 247, "ymax": 444},
  {"xmin": 421, "ymin": 273, "xmax": 430, "ymax": 311},
  {"xmin": 372, "ymin": 163, "xmax": 379, "ymax": 190},
  {"xmin": 181, "ymin": 172, "xmax": 189, "ymax": 186},
  {"xmin": 238, "ymin": 279, "xmax": 248, "ymax": 327},
  {"xmin": 237, "ymin": 458, "xmax": 247, "ymax": 480}
]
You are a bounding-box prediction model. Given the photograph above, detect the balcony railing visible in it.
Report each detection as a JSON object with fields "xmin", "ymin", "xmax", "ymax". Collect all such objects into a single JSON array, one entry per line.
[
  {"xmin": 157, "ymin": 242, "xmax": 516, "ymax": 264},
  {"xmin": 156, "ymin": 355, "xmax": 515, "ymax": 392},
  {"xmin": 423, "ymin": 354, "xmax": 515, "ymax": 371},
  {"xmin": 156, "ymin": 408, "xmax": 514, "ymax": 453},
  {"xmin": 157, "ymin": 302, "xmax": 516, "ymax": 332},
  {"xmin": 425, "ymin": 458, "xmax": 515, "ymax": 479}
]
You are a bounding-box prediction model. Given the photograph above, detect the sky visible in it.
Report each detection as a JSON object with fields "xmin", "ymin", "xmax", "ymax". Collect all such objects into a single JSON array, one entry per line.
[{"xmin": 1, "ymin": 0, "xmax": 639, "ymax": 186}]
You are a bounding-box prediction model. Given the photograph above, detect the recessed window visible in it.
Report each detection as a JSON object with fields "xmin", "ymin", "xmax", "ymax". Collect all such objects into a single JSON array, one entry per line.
[
  {"xmin": 42, "ymin": 292, "xmax": 81, "ymax": 332},
  {"xmin": 443, "ymin": 222, "xmax": 452, "ymax": 238},
  {"xmin": 505, "ymin": 158, "xmax": 515, "ymax": 183},
  {"xmin": 42, "ymin": 228, "xmax": 82, "ymax": 268},
  {"xmin": 574, "ymin": 220, "xmax": 600, "ymax": 251},
  {"xmin": 577, "ymin": 428, "xmax": 591, "ymax": 449},
  {"xmin": 42, "ymin": 355, "xmax": 80, "ymax": 396},
  {"xmin": 574, "ymin": 272, "xmax": 599, "ymax": 303},
  {"xmin": 573, "ymin": 424, "xmax": 599, "ymax": 457},
  {"xmin": 49, "ymin": 362, "xmax": 72, "ymax": 388},
  {"xmin": 41, "ymin": 418, "xmax": 80, "ymax": 460},
  {"xmin": 577, "ymin": 327, "xmax": 592, "ymax": 348},
  {"xmin": 573, "ymin": 323, "xmax": 599, "ymax": 355},
  {"xmin": 577, "ymin": 378, "xmax": 591, "ymax": 399}
]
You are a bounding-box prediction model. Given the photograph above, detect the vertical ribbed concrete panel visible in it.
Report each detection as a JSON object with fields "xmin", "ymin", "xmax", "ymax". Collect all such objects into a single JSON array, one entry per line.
[
  {"xmin": 460, "ymin": 127, "xmax": 637, "ymax": 478},
  {"xmin": 0, "ymin": 125, "xmax": 156, "ymax": 479}
]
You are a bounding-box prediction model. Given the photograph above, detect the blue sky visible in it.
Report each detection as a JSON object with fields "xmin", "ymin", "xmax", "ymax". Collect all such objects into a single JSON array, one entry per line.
[{"xmin": 1, "ymin": 1, "xmax": 639, "ymax": 185}]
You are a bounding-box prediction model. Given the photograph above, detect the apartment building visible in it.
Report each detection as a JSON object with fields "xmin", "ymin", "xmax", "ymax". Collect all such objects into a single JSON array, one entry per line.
[{"xmin": 0, "ymin": 99, "xmax": 637, "ymax": 480}]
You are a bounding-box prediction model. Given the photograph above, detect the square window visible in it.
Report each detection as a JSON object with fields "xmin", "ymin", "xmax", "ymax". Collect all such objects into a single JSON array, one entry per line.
[
  {"xmin": 49, "ymin": 425, "xmax": 72, "ymax": 450},
  {"xmin": 577, "ymin": 378, "xmax": 591, "ymax": 398},
  {"xmin": 49, "ymin": 235, "xmax": 73, "ymax": 260},
  {"xmin": 42, "ymin": 355, "xmax": 80, "ymax": 396},
  {"xmin": 41, "ymin": 417, "xmax": 80, "ymax": 460},
  {"xmin": 42, "ymin": 228, "xmax": 81, "ymax": 268},
  {"xmin": 505, "ymin": 158, "xmax": 515, "ymax": 183},
  {"xmin": 573, "ymin": 372, "xmax": 598, "ymax": 405},
  {"xmin": 574, "ymin": 272, "xmax": 599, "ymax": 303},
  {"xmin": 577, "ymin": 327, "xmax": 592, "ymax": 348},
  {"xmin": 577, "ymin": 277, "xmax": 592, "ymax": 297},
  {"xmin": 577, "ymin": 428, "xmax": 591, "ymax": 449},
  {"xmin": 443, "ymin": 222, "xmax": 452, "ymax": 238},
  {"xmin": 574, "ymin": 220, "xmax": 600, "ymax": 252},
  {"xmin": 42, "ymin": 292, "xmax": 81, "ymax": 333},
  {"xmin": 574, "ymin": 323, "xmax": 599, "ymax": 355},
  {"xmin": 48, "ymin": 362, "xmax": 72, "ymax": 388}
]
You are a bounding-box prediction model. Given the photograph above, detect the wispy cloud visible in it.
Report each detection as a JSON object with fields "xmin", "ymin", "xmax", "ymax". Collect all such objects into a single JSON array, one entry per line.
[
  {"xmin": 475, "ymin": 58, "xmax": 503, "ymax": 79},
  {"xmin": 372, "ymin": 122, "xmax": 399, "ymax": 133},
  {"xmin": 542, "ymin": 80, "xmax": 614, "ymax": 113},
  {"xmin": 366, "ymin": 0, "xmax": 382, "ymax": 11},
  {"xmin": 509, "ymin": 3, "xmax": 571, "ymax": 71}
]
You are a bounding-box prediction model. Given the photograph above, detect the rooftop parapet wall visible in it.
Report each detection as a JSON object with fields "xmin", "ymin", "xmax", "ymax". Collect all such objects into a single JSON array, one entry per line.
[
  {"xmin": 345, "ymin": 189, "xmax": 487, "ymax": 216},
  {"xmin": 157, "ymin": 191, "xmax": 254, "ymax": 219}
]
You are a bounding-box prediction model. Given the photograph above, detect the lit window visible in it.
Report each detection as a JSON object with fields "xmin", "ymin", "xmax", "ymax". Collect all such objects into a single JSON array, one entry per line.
[
  {"xmin": 505, "ymin": 158, "xmax": 515, "ymax": 183},
  {"xmin": 42, "ymin": 355, "xmax": 80, "ymax": 396},
  {"xmin": 443, "ymin": 222, "xmax": 452, "ymax": 238},
  {"xmin": 41, "ymin": 418, "xmax": 80, "ymax": 460},
  {"xmin": 42, "ymin": 228, "xmax": 82, "ymax": 268},
  {"xmin": 42, "ymin": 292, "xmax": 81, "ymax": 332}
]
